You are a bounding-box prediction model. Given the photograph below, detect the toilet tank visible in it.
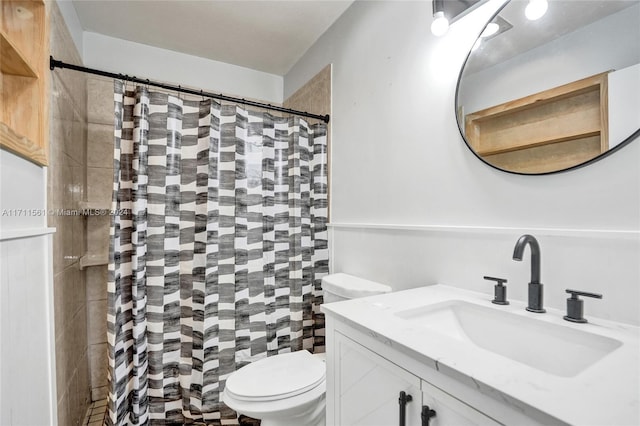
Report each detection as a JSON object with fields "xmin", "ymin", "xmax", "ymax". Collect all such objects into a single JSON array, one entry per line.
[{"xmin": 322, "ymin": 273, "xmax": 392, "ymax": 304}]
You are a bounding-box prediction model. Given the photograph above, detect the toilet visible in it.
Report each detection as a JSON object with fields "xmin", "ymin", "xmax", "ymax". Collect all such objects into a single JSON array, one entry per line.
[{"xmin": 222, "ymin": 273, "xmax": 392, "ymax": 426}]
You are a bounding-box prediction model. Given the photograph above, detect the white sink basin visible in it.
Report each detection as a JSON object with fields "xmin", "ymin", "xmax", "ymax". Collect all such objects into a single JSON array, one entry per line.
[{"xmin": 395, "ymin": 300, "xmax": 622, "ymax": 377}]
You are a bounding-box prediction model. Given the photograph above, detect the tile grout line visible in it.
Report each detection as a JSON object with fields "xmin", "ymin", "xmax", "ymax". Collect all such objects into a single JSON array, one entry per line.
[{"xmin": 83, "ymin": 399, "xmax": 108, "ymax": 426}]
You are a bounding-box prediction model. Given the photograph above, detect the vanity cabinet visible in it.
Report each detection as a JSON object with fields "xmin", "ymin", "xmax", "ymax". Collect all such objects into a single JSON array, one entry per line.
[
  {"xmin": 333, "ymin": 331, "xmax": 422, "ymax": 425},
  {"xmin": 324, "ymin": 285, "xmax": 639, "ymax": 426},
  {"xmin": 331, "ymin": 331, "xmax": 501, "ymax": 426}
]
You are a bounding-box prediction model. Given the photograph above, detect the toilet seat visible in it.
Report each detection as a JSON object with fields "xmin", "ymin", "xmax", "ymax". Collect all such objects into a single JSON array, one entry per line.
[
  {"xmin": 223, "ymin": 376, "xmax": 326, "ymax": 419},
  {"xmin": 225, "ymin": 351, "xmax": 325, "ymax": 402}
]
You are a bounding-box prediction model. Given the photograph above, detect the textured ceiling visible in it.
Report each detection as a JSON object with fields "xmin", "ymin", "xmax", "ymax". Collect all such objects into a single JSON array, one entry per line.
[
  {"xmin": 466, "ymin": 0, "xmax": 638, "ymax": 73},
  {"xmin": 72, "ymin": 0, "xmax": 354, "ymax": 75}
]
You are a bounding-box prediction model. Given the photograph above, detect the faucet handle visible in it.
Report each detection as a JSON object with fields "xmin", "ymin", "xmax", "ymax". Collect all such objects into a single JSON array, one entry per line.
[
  {"xmin": 484, "ymin": 276, "xmax": 509, "ymax": 305},
  {"xmin": 563, "ymin": 289, "xmax": 602, "ymax": 323}
]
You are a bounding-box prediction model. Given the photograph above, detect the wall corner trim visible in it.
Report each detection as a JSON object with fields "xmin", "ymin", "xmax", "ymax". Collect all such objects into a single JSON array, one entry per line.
[
  {"xmin": 327, "ymin": 223, "xmax": 640, "ymax": 240},
  {"xmin": 0, "ymin": 227, "xmax": 56, "ymax": 241}
]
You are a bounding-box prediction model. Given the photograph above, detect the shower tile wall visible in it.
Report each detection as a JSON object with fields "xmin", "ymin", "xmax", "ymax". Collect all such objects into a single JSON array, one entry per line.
[
  {"xmin": 284, "ymin": 64, "xmax": 331, "ymax": 123},
  {"xmin": 48, "ymin": 2, "xmax": 90, "ymax": 425},
  {"xmin": 284, "ymin": 64, "xmax": 331, "ymax": 353},
  {"xmin": 85, "ymin": 76, "xmax": 114, "ymax": 401}
]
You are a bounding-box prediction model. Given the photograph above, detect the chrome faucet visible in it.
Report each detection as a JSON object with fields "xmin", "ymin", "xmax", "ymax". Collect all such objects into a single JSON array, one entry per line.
[{"xmin": 512, "ymin": 234, "xmax": 545, "ymax": 313}]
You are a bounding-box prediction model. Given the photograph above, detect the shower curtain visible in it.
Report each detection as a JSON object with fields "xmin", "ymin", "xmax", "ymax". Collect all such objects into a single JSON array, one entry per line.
[{"xmin": 106, "ymin": 81, "xmax": 328, "ymax": 425}]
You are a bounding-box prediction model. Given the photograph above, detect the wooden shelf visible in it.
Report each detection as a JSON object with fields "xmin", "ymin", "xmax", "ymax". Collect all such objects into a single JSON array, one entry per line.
[
  {"xmin": 0, "ymin": 30, "xmax": 37, "ymax": 76},
  {"xmin": 465, "ymin": 72, "xmax": 609, "ymax": 173},
  {"xmin": 477, "ymin": 130, "xmax": 602, "ymax": 156},
  {"xmin": 0, "ymin": 0, "xmax": 48, "ymax": 166},
  {"xmin": 0, "ymin": 121, "xmax": 47, "ymax": 164}
]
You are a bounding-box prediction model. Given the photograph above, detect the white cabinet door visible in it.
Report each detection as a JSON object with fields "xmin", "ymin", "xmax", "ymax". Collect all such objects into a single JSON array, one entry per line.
[
  {"xmin": 421, "ymin": 380, "xmax": 502, "ymax": 426},
  {"xmin": 334, "ymin": 332, "xmax": 423, "ymax": 426}
]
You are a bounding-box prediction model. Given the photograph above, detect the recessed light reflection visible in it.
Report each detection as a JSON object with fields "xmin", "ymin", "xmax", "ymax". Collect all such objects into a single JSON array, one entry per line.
[{"xmin": 525, "ymin": 0, "xmax": 548, "ymax": 21}]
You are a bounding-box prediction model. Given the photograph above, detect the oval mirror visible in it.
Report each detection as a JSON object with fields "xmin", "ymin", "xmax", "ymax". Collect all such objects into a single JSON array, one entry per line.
[{"xmin": 456, "ymin": 0, "xmax": 640, "ymax": 174}]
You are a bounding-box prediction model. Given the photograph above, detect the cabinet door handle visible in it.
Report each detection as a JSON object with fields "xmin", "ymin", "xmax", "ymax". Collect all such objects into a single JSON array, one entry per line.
[
  {"xmin": 398, "ymin": 391, "xmax": 413, "ymax": 426},
  {"xmin": 422, "ymin": 405, "xmax": 437, "ymax": 426}
]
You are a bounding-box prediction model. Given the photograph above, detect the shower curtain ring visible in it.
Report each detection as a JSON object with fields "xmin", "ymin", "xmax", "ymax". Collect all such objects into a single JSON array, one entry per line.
[{"xmin": 121, "ymin": 76, "xmax": 129, "ymax": 93}]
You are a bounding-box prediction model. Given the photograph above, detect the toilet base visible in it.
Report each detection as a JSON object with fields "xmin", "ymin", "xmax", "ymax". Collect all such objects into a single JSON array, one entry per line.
[
  {"xmin": 259, "ymin": 401, "xmax": 324, "ymax": 426},
  {"xmin": 238, "ymin": 392, "xmax": 325, "ymax": 426},
  {"xmin": 223, "ymin": 362, "xmax": 327, "ymax": 426},
  {"xmin": 261, "ymin": 414, "xmax": 324, "ymax": 426}
]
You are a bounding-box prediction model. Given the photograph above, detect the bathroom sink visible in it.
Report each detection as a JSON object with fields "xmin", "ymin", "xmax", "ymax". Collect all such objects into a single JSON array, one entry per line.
[{"xmin": 395, "ymin": 300, "xmax": 622, "ymax": 377}]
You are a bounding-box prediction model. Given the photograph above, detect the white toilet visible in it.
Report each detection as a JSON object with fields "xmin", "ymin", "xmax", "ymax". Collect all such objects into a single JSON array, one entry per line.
[{"xmin": 222, "ymin": 273, "xmax": 391, "ymax": 426}]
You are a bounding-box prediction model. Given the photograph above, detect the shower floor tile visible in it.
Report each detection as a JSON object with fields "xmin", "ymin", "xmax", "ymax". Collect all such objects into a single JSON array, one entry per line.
[
  {"xmin": 83, "ymin": 400, "xmax": 261, "ymax": 425},
  {"xmin": 83, "ymin": 399, "xmax": 107, "ymax": 426}
]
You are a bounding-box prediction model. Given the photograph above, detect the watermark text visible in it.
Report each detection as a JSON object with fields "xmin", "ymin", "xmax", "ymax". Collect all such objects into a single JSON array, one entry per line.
[{"xmin": 1, "ymin": 208, "xmax": 130, "ymax": 217}]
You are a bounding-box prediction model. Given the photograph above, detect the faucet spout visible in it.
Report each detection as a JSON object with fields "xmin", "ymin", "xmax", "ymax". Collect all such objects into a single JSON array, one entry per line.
[
  {"xmin": 512, "ymin": 234, "xmax": 541, "ymax": 284},
  {"xmin": 512, "ymin": 234, "xmax": 545, "ymax": 313}
]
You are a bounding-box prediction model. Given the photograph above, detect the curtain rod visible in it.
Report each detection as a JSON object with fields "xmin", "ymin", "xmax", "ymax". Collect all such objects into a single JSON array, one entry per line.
[{"xmin": 49, "ymin": 56, "xmax": 330, "ymax": 124}]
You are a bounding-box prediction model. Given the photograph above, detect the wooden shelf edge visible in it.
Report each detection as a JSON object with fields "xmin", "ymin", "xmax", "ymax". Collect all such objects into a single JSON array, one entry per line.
[
  {"xmin": 0, "ymin": 122, "xmax": 48, "ymax": 166},
  {"xmin": 477, "ymin": 130, "xmax": 601, "ymax": 156},
  {"xmin": 77, "ymin": 201, "xmax": 113, "ymax": 215},
  {"xmin": 467, "ymin": 72, "xmax": 610, "ymax": 123},
  {"xmin": 78, "ymin": 201, "xmax": 111, "ymax": 210},
  {"xmin": 79, "ymin": 253, "xmax": 109, "ymax": 270},
  {"xmin": 0, "ymin": 30, "xmax": 38, "ymax": 77}
]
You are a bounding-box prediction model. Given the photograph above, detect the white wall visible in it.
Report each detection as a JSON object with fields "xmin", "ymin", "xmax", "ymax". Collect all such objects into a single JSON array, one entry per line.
[
  {"xmin": 0, "ymin": 150, "xmax": 47, "ymax": 230},
  {"xmin": 0, "ymin": 232, "xmax": 57, "ymax": 425},
  {"xmin": 0, "ymin": 152, "xmax": 57, "ymax": 424},
  {"xmin": 55, "ymin": 0, "xmax": 84, "ymax": 57},
  {"xmin": 609, "ymin": 63, "xmax": 640, "ymax": 148},
  {"xmin": 285, "ymin": 0, "xmax": 640, "ymax": 325},
  {"xmin": 83, "ymin": 32, "xmax": 284, "ymax": 104}
]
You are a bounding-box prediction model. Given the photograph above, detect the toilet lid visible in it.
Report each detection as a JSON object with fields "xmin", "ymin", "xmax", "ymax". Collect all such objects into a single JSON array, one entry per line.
[
  {"xmin": 322, "ymin": 273, "xmax": 392, "ymax": 299},
  {"xmin": 225, "ymin": 351, "xmax": 325, "ymax": 402}
]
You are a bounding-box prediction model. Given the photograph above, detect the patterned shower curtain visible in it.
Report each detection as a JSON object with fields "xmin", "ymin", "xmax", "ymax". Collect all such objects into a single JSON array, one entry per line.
[{"xmin": 106, "ymin": 81, "xmax": 328, "ymax": 425}]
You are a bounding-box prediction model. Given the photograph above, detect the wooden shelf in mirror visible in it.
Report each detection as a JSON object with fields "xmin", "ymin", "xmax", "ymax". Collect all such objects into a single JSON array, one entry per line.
[
  {"xmin": 465, "ymin": 72, "xmax": 609, "ymax": 172},
  {"xmin": 0, "ymin": 0, "xmax": 48, "ymax": 166}
]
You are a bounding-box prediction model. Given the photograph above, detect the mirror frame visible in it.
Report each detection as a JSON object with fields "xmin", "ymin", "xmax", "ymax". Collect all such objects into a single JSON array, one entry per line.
[{"xmin": 454, "ymin": 0, "xmax": 640, "ymax": 176}]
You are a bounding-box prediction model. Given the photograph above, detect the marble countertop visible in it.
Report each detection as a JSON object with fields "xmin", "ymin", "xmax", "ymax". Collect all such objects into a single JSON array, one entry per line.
[{"xmin": 322, "ymin": 284, "xmax": 640, "ymax": 426}]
